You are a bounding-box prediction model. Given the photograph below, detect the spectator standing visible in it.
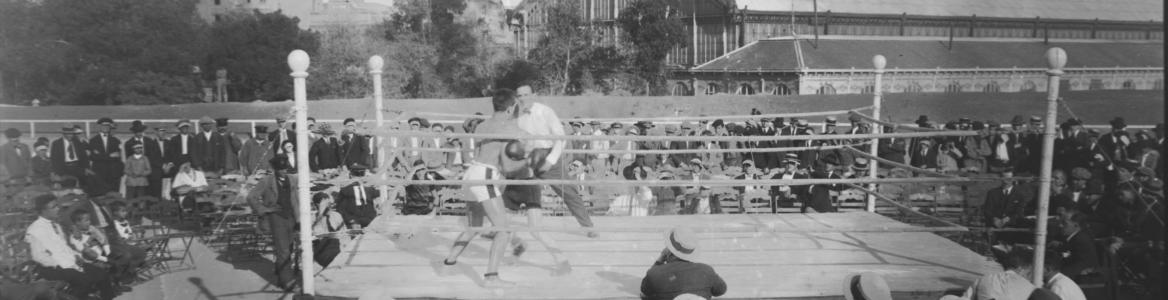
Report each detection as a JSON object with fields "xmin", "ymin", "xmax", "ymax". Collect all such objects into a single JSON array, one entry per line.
[
  {"xmin": 191, "ymin": 116, "xmax": 225, "ymax": 174},
  {"xmin": 961, "ymin": 121, "xmax": 992, "ymax": 173},
  {"xmin": 793, "ymin": 119, "xmax": 817, "ymax": 169},
  {"xmin": 122, "ymin": 143, "xmax": 151, "ymax": 200},
  {"xmin": 167, "ymin": 120, "xmax": 194, "ymax": 176},
  {"xmin": 339, "ymin": 118, "xmax": 370, "ymax": 169},
  {"xmin": 878, "ymin": 126, "xmax": 908, "ymax": 166},
  {"xmin": 217, "ymin": 118, "xmax": 243, "ymax": 174},
  {"xmin": 269, "ymin": 117, "xmax": 295, "ymax": 156},
  {"xmin": 1, "ymin": 128, "xmax": 31, "ymax": 183},
  {"xmin": 239, "ymin": 126, "xmax": 274, "ymax": 176},
  {"xmin": 1099, "ymin": 117, "xmax": 1132, "ymax": 163},
  {"xmin": 124, "ymin": 122, "xmax": 164, "ymax": 199},
  {"xmin": 245, "ymin": 156, "xmax": 299, "ymax": 291},
  {"xmin": 51, "ymin": 126, "xmax": 89, "ymax": 186},
  {"xmin": 30, "ymin": 141, "xmax": 52, "ymax": 185},
  {"xmin": 640, "ymin": 226, "xmax": 727, "ymax": 300},
  {"xmin": 89, "ymin": 117, "xmax": 123, "ymax": 195},
  {"xmin": 308, "ymin": 123, "xmax": 342, "ymax": 173}
]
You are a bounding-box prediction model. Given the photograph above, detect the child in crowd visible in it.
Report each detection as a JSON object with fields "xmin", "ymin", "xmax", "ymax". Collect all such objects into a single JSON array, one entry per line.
[
  {"xmin": 68, "ymin": 210, "xmax": 111, "ymax": 263},
  {"xmin": 123, "ymin": 143, "xmax": 151, "ymax": 199},
  {"xmin": 109, "ymin": 201, "xmax": 136, "ymax": 240},
  {"xmin": 30, "ymin": 141, "xmax": 53, "ymax": 185}
]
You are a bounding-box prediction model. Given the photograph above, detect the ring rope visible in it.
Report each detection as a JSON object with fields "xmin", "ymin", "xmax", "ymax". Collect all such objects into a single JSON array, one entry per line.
[
  {"xmin": 372, "ymin": 130, "xmax": 983, "ymax": 142},
  {"xmin": 844, "ymin": 183, "xmax": 968, "ymax": 231},
  {"xmin": 355, "ymin": 222, "xmax": 970, "ymax": 234},
  {"xmin": 842, "ymin": 146, "xmax": 958, "ymax": 178},
  {"xmin": 386, "ymin": 142, "xmax": 870, "ymax": 155},
  {"xmin": 410, "ymin": 106, "xmax": 875, "ymax": 123},
  {"xmin": 338, "ymin": 177, "xmax": 985, "ymax": 187}
]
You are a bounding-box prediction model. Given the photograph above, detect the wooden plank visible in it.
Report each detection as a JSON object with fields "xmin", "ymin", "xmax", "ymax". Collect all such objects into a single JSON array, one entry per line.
[{"xmin": 315, "ymin": 213, "xmax": 998, "ymax": 299}]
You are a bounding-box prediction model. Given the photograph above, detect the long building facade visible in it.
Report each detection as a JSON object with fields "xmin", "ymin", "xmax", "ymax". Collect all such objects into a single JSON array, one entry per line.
[{"xmin": 506, "ymin": 0, "xmax": 1164, "ymax": 95}]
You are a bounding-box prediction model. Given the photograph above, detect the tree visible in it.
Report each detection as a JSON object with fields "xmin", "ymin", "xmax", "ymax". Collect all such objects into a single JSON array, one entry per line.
[
  {"xmin": 618, "ymin": 0, "xmax": 687, "ymax": 95},
  {"xmin": 0, "ymin": 0, "xmax": 208, "ymax": 105},
  {"xmin": 526, "ymin": 1, "xmax": 592, "ymax": 95},
  {"xmin": 204, "ymin": 10, "xmax": 320, "ymax": 102}
]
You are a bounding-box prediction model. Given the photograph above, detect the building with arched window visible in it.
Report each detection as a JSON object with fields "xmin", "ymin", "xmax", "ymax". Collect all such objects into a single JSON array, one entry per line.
[{"xmin": 669, "ymin": 35, "xmax": 1163, "ymax": 95}]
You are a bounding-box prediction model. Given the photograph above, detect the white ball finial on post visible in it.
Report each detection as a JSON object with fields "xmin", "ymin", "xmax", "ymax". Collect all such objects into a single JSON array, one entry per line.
[
  {"xmin": 872, "ymin": 55, "xmax": 887, "ymax": 72},
  {"xmin": 288, "ymin": 50, "xmax": 311, "ymax": 76},
  {"xmin": 1045, "ymin": 47, "xmax": 1067, "ymax": 71},
  {"xmin": 368, "ymin": 55, "xmax": 384, "ymax": 73}
]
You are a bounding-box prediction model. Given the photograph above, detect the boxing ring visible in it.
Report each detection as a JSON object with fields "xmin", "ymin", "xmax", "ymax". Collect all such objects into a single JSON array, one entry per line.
[{"xmin": 280, "ymin": 48, "xmax": 1071, "ymax": 299}]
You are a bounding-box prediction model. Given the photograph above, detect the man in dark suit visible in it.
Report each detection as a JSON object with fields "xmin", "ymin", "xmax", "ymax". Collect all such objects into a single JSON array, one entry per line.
[
  {"xmin": 339, "ymin": 118, "xmax": 369, "ymax": 169},
  {"xmin": 1098, "ymin": 117, "xmax": 1131, "ymax": 164},
  {"xmin": 1, "ymin": 128, "xmax": 31, "ymax": 183},
  {"xmin": 804, "ymin": 156, "xmax": 846, "ymax": 213},
  {"xmin": 269, "ymin": 117, "xmax": 295, "ymax": 156},
  {"xmin": 51, "ymin": 126, "xmax": 89, "ymax": 185},
  {"xmin": 124, "ymin": 121, "xmax": 164, "ymax": 198},
  {"xmin": 756, "ymin": 118, "xmax": 778, "ymax": 170},
  {"xmin": 667, "ymin": 122, "xmax": 697, "ymax": 169},
  {"xmin": 191, "ymin": 116, "xmax": 225, "ymax": 173},
  {"xmin": 769, "ymin": 154, "xmax": 809, "ymax": 212},
  {"xmin": 309, "ymin": 123, "xmax": 342, "ymax": 173},
  {"xmin": 983, "ymin": 174, "xmax": 1032, "ymax": 245},
  {"xmin": 878, "ymin": 126, "xmax": 908, "ymax": 165},
  {"xmin": 1051, "ymin": 212, "xmax": 1100, "ymax": 278},
  {"xmin": 910, "ymin": 139, "xmax": 939, "ymax": 170},
  {"xmin": 88, "ymin": 117, "xmax": 123, "ymax": 195},
  {"xmin": 245, "ymin": 155, "xmax": 299, "ymax": 291},
  {"xmin": 336, "ymin": 165, "xmax": 379, "ymax": 228},
  {"xmin": 167, "ymin": 120, "xmax": 195, "ymax": 172},
  {"xmin": 792, "ymin": 119, "xmax": 817, "ymax": 170}
]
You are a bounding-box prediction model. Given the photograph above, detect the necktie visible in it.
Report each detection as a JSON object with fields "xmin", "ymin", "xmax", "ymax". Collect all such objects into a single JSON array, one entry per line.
[
  {"xmin": 355, "ymin": 185, "xmax": 365, "ymax": 205},
  {"xmin": 66, "ymin": 141, "xmax": 76, "ymax": 161}
]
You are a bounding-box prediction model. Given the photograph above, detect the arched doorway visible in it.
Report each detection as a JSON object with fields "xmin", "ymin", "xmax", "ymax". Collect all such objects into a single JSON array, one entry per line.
[
  {"xmin": 737, "ymin": 83, "xmax": 755, "ymax": 95},
  {"xmin": 672, "ymin": 82, "xmax": 693, "ymax": 96}
]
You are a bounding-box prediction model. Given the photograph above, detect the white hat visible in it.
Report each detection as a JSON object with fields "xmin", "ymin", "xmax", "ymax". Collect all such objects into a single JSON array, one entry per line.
[
  {"xmin": 842, "ymin": 272, "xmax": 892, "ymax": 300},
  {"xmin": 665, "ymin": 226, "xmax": 701, "ymax": 262}
]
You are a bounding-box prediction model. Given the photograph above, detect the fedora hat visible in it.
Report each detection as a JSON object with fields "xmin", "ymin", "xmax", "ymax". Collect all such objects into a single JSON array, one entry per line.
[
  {"xmin": 4, "ymin": 128, "xmax": 21, "ymax": 139},
  {"xmin": 314, "ymin": 123, "xmax": 336, "ymax": 136},
  {"xmin": 664, "ymin": 226, "xmax": 701, "ymax": 262},
  {"xmin": 1010, "ymin": 115, "xmax": 1025, "ymax": 126},
  {"xmin": 915, "ymin": 115, "xmax": 930, "ymax": 125},
  {"xmin": 842, "ymin": 272, "xmax": 892, "ymax": 300},
  {"xmin": 97, "ymin": 117, "xmax": 115, "ymax": 126},
  {"xmin": 199, "ymin": 116, "xmax": 215, "ymax": 125},
  {"xmin": 783, "ymin": 153, "xmax": 800, "ymax": 165},
  {"xmin": 1109, "ymin": 117, "xmax": 1127, "ymax": 129}
]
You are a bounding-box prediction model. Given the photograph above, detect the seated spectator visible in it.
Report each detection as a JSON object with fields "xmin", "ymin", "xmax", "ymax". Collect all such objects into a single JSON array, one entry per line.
[
  {"xmin": 1041, "ymin": 251, "xmax": 1087, "ymax": 300},
  {"xmin": 640, "ymin": 226, "xmax": 726, "ymax": 300},
  {"xmin": 67, "ymin": 209, "xmax": 111, "ymax": 264},
  {"xmin": 983, "ymin": 173, "xmax": 1031, "ymax": 245},
  {"xmin": 311, "ymin": 193, "xmax": 343, "ymax": 268},
  {"xmin": 104, "ymin": 201, "xmax": 147, "ymax": 284},
  {"xmin": 337, "ymin": 164, "xmax": 379, "ymax": 229},
  {"xmin": 651, "ymin": 171, "xmax": 680, "ymax": 216},
  {"xmin": 171, "ymin": 162, "xmax": 209, "ymax": 212},
  {"xmin": 842, "ymin": 272, "xmax": 892, "ymax": 300},
  {"xmin": 612, "ymin": 155, "xmax": 652, "ymax": 216},
  {"xmin": 25, "ymin": 195, "xmax": 122, "ymax": 299},
  {"xmin": 962, "ymin": 248, "xmax": 1059, "ymax": 300},
  {"xmin": 1049, "ymin": 212, "xmax": 1099, "ymax": 278},
  {"xmin": 681, "ymin": 159, "xmax": 717, "ymax": 214}
]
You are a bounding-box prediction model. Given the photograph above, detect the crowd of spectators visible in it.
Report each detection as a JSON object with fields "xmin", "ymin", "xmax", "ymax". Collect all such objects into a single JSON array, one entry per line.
[{"xmin": 0, "ymin": 107, "xmax": 1162, "ymax": 298}]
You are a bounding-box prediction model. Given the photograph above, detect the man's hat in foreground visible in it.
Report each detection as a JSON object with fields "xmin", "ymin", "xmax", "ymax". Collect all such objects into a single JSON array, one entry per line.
[
  {"xmin": 664, "ymin": 226, "xmax": 702, "ymax": 262},
  {"xmin": 842, "ymin": 272, "xmax": 892, "ymax": 300},
  {"xmin": 4, "ymin": 128, "xmax": 21, "ymax": 139}
]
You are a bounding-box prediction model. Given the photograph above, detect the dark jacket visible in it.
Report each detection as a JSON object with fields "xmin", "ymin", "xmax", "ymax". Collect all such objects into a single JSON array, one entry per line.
[
  {"xmin": 336, "ymin": 182, "xmax": 379, "ymax": 228},
  {"xmin": 806, "ymin": 170, "xmax": 846, "ymax": 212},
  {"xmin": 640, "ymin": 260, "xmax": 726, "ymax": 300},
  {"xmin": 167, "ymin": 134, "xmax": 194, "ymax": 169},
  {"xmin": 309, "ymin": 137, "xmax": 343, "ymax": 172},
  {"xmin": 50, "ymin": 137, "xmax": 89, "ymax": 175},
  {"xmin": 338, "ymin": 133, "xmax": 369, "ymax": 168},
  {"xmin": 982, "ymin": 185, "xmax": 1030, "ymax": 227},
  {"xmin": 191, "ymin": 130, "xmax": 225, "ymax": 172},
  {"xmin": 1058, "ymin": 230, "xmax": 1100, "ymax": 277}
]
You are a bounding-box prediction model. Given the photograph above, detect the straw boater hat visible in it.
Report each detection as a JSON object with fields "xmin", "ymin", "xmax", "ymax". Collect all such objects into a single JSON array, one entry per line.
[
  {"xmin": 176, "ymin": 119, "xmax": 192, "ymax": 128},
  {"xmin": 97, "ymin": 117, "xmax": 115, "ymax": 128},
  {"xmin": 782, "ymin": 153, "xmax": 800, "ymax": 165},
  {"xmin": 664, "ymin": 226, "xmax": 701, "ymax": 263},
  {"xmin": 842, "ymin": 272, "xmax": 892, "ymax": 300},
  {"xmin": 851, "ymin": 158, "xmax": 870, "ymax": 172}
]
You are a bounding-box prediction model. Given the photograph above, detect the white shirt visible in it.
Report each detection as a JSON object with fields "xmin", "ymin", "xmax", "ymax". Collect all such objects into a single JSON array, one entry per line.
[
  {"xmin": 99, "ymin": 133, "xmax": 109, "ymax": 150},
  {"xmin": 203, "ymin": 131, "xmax": 214, "ymax": 142},
  {"xmin": 62, "ymin": 139, "xmax": 78, "ymax": 162},
  {"xmin": 26, "ymin": 217, "xmax": 81, "ymax": 270},
  {"xmin": 517, "ymin": 102, "xmax": 566, "ymax": 166},
  {"xmin": 353, "ymin": 185, "xmax": 367, "ymax": 206},
  {"xmin": 1045, "ymin": 273, "xmax": 1087, "ymax": 300},
  {"xmin": 180, "ymin": 134, "xmax": 190, "ymax": 155},
  {"xmin": 173, "ymin": 169, "xmax": 208, "ymax": 189}
]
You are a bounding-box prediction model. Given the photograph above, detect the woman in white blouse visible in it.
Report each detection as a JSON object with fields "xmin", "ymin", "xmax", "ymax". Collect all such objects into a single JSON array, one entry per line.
[{"xmin": 171, "ymin": 162, "xmax": 208, "ymax": 212}]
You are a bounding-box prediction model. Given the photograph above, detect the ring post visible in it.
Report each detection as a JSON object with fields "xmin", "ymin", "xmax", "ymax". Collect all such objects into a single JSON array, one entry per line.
[
  {"xmin": 1032, "ymin": 47, "xmax": 1066, "ymax": 285},
  {"xmin": 369, "ymin": 55, "xmax": 390, "ymax": 214},
  {"xmin": 868, "ymin": 55, "xmax": 886, "ymax": 212},
  {"xmin": 288, "ymin": 49, "xmax": 314, "ymax": 295}
]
